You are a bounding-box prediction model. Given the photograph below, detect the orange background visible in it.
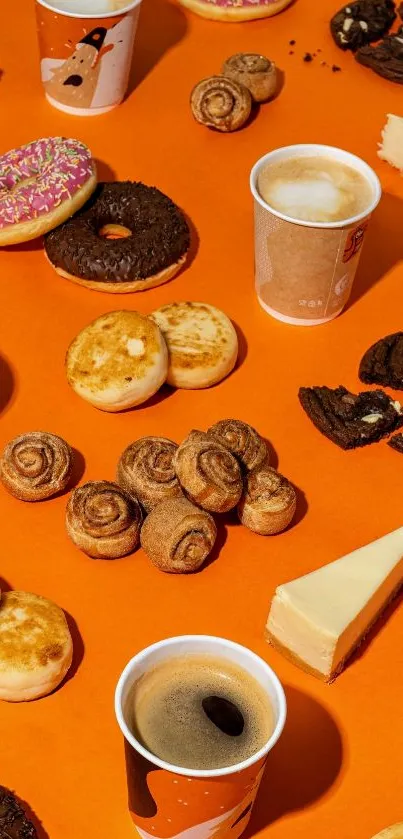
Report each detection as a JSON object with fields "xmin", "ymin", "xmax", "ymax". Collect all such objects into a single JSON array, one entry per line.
[{"xmin": 0, "ymin": 1, "xmax": 403, "ymax": 838}]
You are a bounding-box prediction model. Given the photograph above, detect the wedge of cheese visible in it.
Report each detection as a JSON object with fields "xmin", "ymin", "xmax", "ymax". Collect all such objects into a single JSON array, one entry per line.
[
  {"xmin": 378, "ymin": 114, "xmax": 403, "ymax": 172},
  {"xmin": 266, "ymin": 528, "xmax": 403, "ymax": 682}
]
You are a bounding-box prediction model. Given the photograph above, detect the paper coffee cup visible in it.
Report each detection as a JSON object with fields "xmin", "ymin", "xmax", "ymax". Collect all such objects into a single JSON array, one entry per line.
[
  {"xmin": 35, "ymin": 0, "xmax": 142, "ymax": 116},
  {"xmin": 115, "ymin": 635, "xmax": 286, "ymax": 839},
  {"xmin": 250, "ymin": 144, "xmax": 382, "ymax": 326}
]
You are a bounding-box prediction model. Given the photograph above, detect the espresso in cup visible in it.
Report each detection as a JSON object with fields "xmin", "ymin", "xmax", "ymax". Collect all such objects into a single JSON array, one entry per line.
[
  {"xmin": 130, "ymin": 653, "xmax": 275, "ymax": 770},
  {"xmin": 257, "ymin": 155, "xmax": 373, "ymax": 224}
]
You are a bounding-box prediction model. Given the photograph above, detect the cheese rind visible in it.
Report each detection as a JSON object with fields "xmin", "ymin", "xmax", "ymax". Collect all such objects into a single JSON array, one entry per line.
[{"xmin": 266, "ymin": 528, "xmax": 403, "ymax": 681}]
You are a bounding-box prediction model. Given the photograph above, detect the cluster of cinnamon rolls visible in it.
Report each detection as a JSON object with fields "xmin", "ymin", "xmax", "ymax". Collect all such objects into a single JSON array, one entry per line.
[{"xmin": 0, "ymin": 420, "xmax": 296, "ymax": 574}]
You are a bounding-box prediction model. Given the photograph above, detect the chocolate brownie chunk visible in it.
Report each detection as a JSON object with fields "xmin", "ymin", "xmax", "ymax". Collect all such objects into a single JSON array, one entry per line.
[
  {"xmin": 356, "ymin": 25, "xmax": 403, "ymax": 82},
  {"xmin": 388, "ymin": 432, "xmax": 403, "ymax": 451},
  {"xmin": 359, "ymin": 332, "xmax": 403, "ymax": 389},
  {"xmin": 330, "ymin": 1, "xmax": 396, "ymax": 51},
  {"xmin": 298, "ymin": 385, "xmax": 403, "ymax": 449},
  {"xmin": 0, "ymin": 787, "xmax": 37, "ymax": 839}
]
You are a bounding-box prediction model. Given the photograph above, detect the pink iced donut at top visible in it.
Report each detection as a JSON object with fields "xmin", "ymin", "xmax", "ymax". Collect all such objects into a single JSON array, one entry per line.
[
  {"xmin": 0, "ymin": 137, "xmax": 94, "ymax": 229},
  {"xmin": 197, "ymin": 0, "xmax": 281, "ymax": 5}
]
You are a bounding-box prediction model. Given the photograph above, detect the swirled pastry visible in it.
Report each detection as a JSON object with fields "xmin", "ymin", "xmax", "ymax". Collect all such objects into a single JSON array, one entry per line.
[
  {"xmin": 140, "ymin": 497, "xmax": 217, "ymax": 573},
  {"xmin": 222, "ymin": 53, "xmax": 277, "ymax": 102},
  {"xmin": 190, "ymin": 76, "xmax": 252, "ymax": 132},
  {"xmin": 208, "ymin": 419, "xmax": 267, "ymax": 472},
  {"xmin": 174, "ymin": 430, "xmax": 243, "ymax": 513},
  {"xmin": 66, "ymin": 480, "xmax": 142, "ymax": 559},
  {"xmin": 238, "ymin": 465, "xmax": 296, "ymax": 535},
  {"xmin": 0, "ymin": 431, "xmax": 73, "ymax": 501},
  {"xmin": 117, "ymin": 436, "xmax": 182, "ymax": 512}
]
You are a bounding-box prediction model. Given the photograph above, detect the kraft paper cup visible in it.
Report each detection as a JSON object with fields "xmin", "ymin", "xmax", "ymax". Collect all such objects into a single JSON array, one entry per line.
[
  {"xmin": 35, "ymin": 0, "xmax": 142, "ymax": 116},
  {"xmin": 250, "ymin": 144, "xmax": 382, "ymax": 326},
  {"xmin": 115, "ymin": 635, "xmax": 286, "ymax": 839}
]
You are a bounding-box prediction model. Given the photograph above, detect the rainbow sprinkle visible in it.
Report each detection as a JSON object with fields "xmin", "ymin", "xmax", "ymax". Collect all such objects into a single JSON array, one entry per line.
[{"xmin": 0, "ymin": 137, "xmax": 94, "ymax": 229}]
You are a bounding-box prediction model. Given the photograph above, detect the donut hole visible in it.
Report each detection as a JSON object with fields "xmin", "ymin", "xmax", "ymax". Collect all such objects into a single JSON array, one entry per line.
[{"xmin": 98, "ymin": 223, "xmax": 132, "ymax": 240}]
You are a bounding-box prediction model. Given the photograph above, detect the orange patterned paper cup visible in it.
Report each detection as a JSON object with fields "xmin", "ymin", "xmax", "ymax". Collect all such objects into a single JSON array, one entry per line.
[
  {"xmin": 35, "ymin": 0, "xmax": 142, "ymax": 116},
  {"xmin": 250, "ymin": 144, "xmax": 382, "ymax": 326},
  {"xmin": 115, "ymin": 636, "xmax": 287, "ymax": 839}
]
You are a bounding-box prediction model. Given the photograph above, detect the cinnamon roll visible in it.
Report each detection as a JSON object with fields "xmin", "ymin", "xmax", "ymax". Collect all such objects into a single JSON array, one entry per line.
[
  {"xmin": 0, "ymin": 431, "xmax": 73, "ymax": 501},
  {"xmin": 222, "ymin": 54, "xmax": 277, "ymax": 103},
  {"xmin": 174, "ymin": 430, "xmax": 243, "ymax": 513},
  {"xmin": 238, "ymin": 465, "xmax": 296, "ymax": 535},
  {"xmin": 190, "ymin": 76, "xmax": 252, "ymax": 132},
  {"xmin": 140, "ymin": 497, "xmax": 217, "ymax": 573},
  {"xmin": 208, "ymin": 419, "xmax": 267, "ymax": 472},
  {"xmin": 66, "ymin": 480, "xmax": 142, "ymax": 559},
  {"xmin": 117, "ymin": 436, "xmax": 182, "ymax": 512}
]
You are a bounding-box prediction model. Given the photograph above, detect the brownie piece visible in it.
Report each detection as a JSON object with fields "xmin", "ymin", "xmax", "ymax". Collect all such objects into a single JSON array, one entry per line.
[
  {"xmin": 0, "ymin": 787, "xmax": 37, "ymax": 839},
  {"xmin": 388, "ymin": 432, "xmax": 403, "ymax": 451},
  {"xmin": 330, "ymin": 0, "xmax": 396, "ymax": 51},
  {"xmin": 298, "ymin": 385, "xmax": 403, "ymax": 449},
  {"xmin": 359, "ymin": 332, "xmax": 403, "ymax": 389},
  {"xmin": 356, "ymin": 25, "xmax": 403, "ymax": 82}
]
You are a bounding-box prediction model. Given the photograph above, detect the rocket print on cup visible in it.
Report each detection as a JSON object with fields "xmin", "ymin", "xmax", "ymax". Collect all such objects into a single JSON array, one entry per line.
[{"xmin": 35, "ymin": 0, "xmax": 141, "ymax": 115}]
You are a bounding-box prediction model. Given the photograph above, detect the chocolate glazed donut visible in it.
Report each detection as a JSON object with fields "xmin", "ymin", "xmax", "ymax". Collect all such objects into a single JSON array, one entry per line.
[{"xmin": 44, "ymin": 182, "xmax": 190, "ymax": 294}]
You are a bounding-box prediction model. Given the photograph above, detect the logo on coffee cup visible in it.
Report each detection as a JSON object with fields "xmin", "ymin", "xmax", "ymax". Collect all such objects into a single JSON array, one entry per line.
[{"xmin": 342, "ymin": 223, "xmax": 368, "ymax": 264}]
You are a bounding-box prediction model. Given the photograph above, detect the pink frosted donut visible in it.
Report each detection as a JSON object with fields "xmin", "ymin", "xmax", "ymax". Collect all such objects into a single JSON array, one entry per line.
[
  {"xmin": 0, "ymin": 137, "xmax": 97, "ymax": 246},
  {"xmin": 177, "ymin": 0, "xmax": 293, "ymax": 20}
]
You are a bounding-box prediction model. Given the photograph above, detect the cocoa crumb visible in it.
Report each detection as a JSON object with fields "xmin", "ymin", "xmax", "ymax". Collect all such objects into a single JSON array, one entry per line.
[
  {"xmin": 303, "ymin": 52, "xmax": 313, "ymax": 62},
  {"xmin": 332, "ymin": 64, "xmax": 342, "ymax": 72},
  {"xmin": 289, "ymin": 39, "xmax": 296, "ymax": 45}
]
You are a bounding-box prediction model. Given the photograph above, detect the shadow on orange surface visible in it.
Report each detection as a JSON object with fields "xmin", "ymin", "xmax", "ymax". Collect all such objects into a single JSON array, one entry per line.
[
  {"xmin": 350, "ymin": 193, "xmax": 403, "ymax": 308},
  {"xmin": 0, "ymin": 354, "xmax": 15, "ymax": 416},
  {"xmin": 94, "ymin": 159, "xmax": 117, "ymax": 182},
  {"xmin": 244, "ymin": 685, "xmax": 343, "ymax": 837},
  {"xmin": 293, "ymin": 485, "xmax": 308, "ymax": 527},
  {"xmin": 183, "ymin": 211, "xmax": 200, "ymax": 272},
  {"xmin": 128, "ymin": 0, "xmax": 188, "ymax": 94},
  {"xmin": 62, "ymin": 610, "xmax": 85, "ymax": 686},
  {"xmin": 68, "ymin": 447, "xmax": 86, "ymax": 490},
  {"xmin": 346, "ymin": 588, "xmax": 403, "ymax": 675},
  {"xmin": 2, "ymin": 238, "xmax": 43, "ymax": 253},
  {"xmin": 0, "ymin": 576, "xmax": 12, "ymax": 592}
]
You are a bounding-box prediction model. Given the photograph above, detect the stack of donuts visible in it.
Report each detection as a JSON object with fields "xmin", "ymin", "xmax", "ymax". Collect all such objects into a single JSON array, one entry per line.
[
  {"xmin": 0, "ymin": 136, "xmax": 191, "ymax": 295},
  {"xmin": 0, "ymin": 421, "xmax": 296, "ymax": 574}
]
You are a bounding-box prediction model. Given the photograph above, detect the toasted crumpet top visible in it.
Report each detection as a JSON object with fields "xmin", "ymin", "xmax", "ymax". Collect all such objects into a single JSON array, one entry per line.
[
  {"xmin": 0, "ymin": 591, "xmax": 70, "ymax": 672},
  {"xmin": 371, "ymin": 827, "xmax": 403, "ymax": 839},
  {"xmin": 66, "ymin": 311, "xmax": 163, "ymax": 396},
  {"xmin": 151, "ymin": 302, "xmax": 237, "ymax": 372}
]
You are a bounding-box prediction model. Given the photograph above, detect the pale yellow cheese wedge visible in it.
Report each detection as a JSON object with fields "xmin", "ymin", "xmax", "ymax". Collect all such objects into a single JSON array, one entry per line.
[
  {"xmin": 378, "ymin": 115, "xmax": 403, "ymax": 172},
  {"xmin": 266, "ymin": 527, "xmax": 403, "ymax": 682}
]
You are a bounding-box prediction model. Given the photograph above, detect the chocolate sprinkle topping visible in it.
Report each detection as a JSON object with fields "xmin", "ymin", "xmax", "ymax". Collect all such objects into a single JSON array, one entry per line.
[
  {"xmin": 0, "ymin": 787, "xmax": 37, "ymax": 839},
  {"xmin": 44, "ymin": 182, "xmax": 190, "ymax": 284}
]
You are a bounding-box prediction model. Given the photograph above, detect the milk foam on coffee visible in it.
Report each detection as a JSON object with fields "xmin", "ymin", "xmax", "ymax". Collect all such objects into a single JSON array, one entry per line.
[
  {"xmin": 130, "ymin": 654, "xmax": 274, "ymax": 770},
  {"xmin": 257, "ymin": 155, "xmax": 373, "ymax": 223}
]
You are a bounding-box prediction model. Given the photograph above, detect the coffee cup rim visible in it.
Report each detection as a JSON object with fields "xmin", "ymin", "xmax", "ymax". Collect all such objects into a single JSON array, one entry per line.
[
  {"xmin": 250, "ymin": 143, "xmax": 382, "ymax": 229},
  {"xmin": 35, "ymin": 0, "xmax": 142, "ymax": 19},
  {"xmin": 114, "ymin": 634, "xmax": 287, "ymax": 779}
]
